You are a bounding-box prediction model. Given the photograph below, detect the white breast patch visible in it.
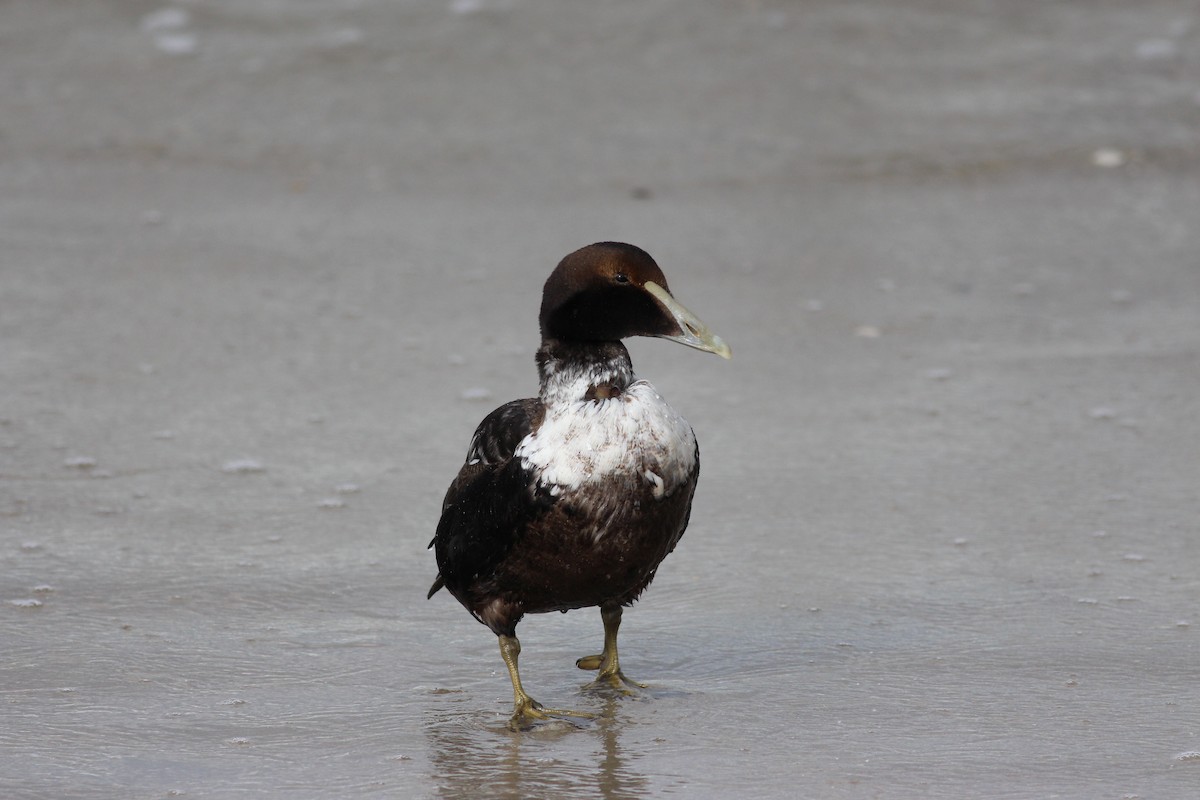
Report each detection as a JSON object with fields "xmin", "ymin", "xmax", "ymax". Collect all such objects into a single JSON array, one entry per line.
[{"xmin": 515, "ymin": 380, "xmax": 696, "ymax": 498}]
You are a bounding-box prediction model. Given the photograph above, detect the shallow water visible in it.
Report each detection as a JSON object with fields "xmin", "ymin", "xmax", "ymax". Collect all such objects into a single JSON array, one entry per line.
[{"xmin": 3, "ymin": 0, "xmax": 1200, "ymax": 797}]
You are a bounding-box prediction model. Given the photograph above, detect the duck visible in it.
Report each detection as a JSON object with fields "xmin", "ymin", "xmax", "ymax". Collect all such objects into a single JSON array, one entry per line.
[{"xmin": 427, "ymin": 241, "xmax": 730, "ymax": 728}]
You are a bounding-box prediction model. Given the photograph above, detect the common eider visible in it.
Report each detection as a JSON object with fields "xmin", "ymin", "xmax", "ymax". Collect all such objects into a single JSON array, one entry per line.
[{"xmin": 427, "ymin": 242, "xmax": 730, "ymax": 728}]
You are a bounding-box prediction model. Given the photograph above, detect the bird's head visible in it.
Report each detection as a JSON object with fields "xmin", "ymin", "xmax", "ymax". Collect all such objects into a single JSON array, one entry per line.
[{"xmin": 538, "ymin": 242, "xmax": 731, "ymax": 359}]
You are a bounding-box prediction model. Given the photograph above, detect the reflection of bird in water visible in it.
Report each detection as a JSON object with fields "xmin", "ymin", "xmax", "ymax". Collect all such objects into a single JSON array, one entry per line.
[
  {"xmin": 426, "ymin": 694, "xmax": 649, "ymax": 799},
  {"xmin": 427, "ymin": 242, "xmax": 730, "ymax": 729}
]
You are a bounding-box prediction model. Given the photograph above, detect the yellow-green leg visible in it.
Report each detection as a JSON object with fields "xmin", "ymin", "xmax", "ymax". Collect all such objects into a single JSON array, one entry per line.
[
  {"xmin": 498, "ymin": 634, "xmax": 593, "ymax": 730},
  {"xmin": 575, "ymin": 604, "xmax": 647, "ymax": 691}
]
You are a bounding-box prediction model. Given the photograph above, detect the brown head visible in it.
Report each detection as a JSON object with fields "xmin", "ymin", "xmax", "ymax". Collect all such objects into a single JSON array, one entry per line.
[{"xmin": 538, "ymin": 242, "xmax": 731, "ymax": 358}]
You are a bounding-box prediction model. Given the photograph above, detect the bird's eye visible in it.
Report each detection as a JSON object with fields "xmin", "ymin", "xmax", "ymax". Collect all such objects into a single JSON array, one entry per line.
[{"xmin": 614, "ymin": 273, "xmax": 630, "ymax": 284}]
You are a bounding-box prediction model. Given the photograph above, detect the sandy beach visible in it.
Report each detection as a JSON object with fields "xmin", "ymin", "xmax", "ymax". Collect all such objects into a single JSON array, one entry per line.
[{"xmin": 3, "ymin": 1, "xmax": 1199, "ymax": 797}]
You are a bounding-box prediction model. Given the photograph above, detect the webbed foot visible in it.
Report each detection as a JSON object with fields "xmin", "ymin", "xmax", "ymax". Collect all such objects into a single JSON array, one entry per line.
[
  {"xmin": 499, "ymin": 633, "xmax": 594, "ymax": 730},
  {"xmin": 508, "ymin": 695, "xmax": 595, "ymax": 730},
  {"xmin": 576, "ymin": 604, "xmax": 649, "ymax": 694},
  {"xmin": 575, "ymin": 653, "xmax": 603, "ymax": 671}
]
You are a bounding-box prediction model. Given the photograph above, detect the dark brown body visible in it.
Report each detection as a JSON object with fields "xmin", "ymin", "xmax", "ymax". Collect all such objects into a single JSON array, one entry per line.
[
  {"xmin": 429, "ymin": 344, "xmax": 700, "ymax": 638},
  {"xmin": 445, "ymin": 455, "xmax": 697, "ymax": 634},
  {"xmin": 425, "ymin": 242, "xmax": 727, "ymax": 727}
]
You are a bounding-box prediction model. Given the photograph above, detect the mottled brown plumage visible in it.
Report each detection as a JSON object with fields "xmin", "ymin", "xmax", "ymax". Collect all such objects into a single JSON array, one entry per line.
[{"xmin": 427, "ymin": 242, "xmax": 729, "ymax": 728}]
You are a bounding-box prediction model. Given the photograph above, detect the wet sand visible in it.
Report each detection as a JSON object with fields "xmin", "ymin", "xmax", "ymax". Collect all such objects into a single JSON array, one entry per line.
[{"xmin": 3, "ymin": 1, "xmax": 1199, "ymax": 797}]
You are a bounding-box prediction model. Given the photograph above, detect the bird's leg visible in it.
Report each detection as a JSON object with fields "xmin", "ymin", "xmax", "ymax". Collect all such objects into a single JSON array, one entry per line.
[
  {"xmin": 498, "ymin": 634, "xmax": 593, "ymax": 730},
  {"xmin": 575, "ymin": 604, "xmax": 647, "ymax": 691}
]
